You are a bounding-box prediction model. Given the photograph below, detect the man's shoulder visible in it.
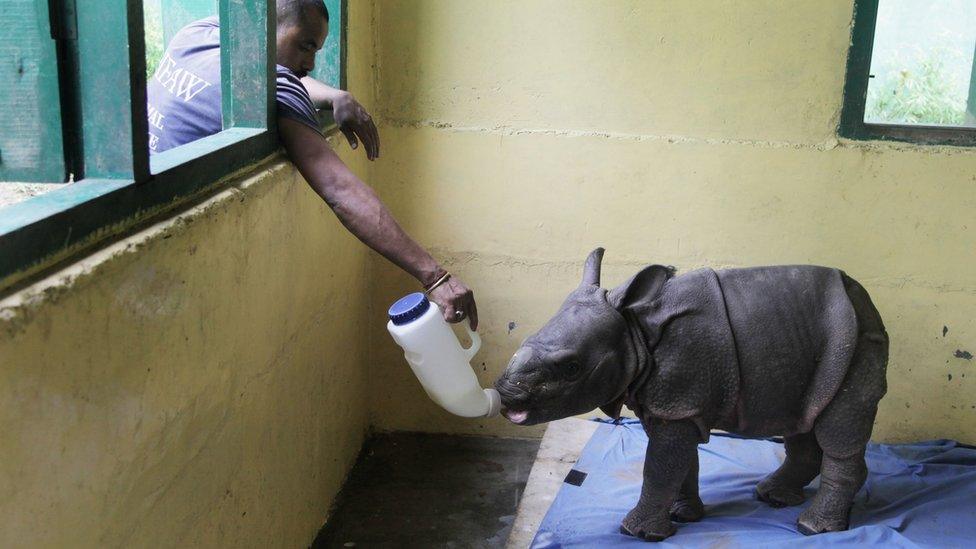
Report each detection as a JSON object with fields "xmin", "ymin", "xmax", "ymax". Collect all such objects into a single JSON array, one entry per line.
[
  {"xmin": 274, "ymin": 66, "xmax": 322, "ymax": 134},
  {"xmin": 169, "ymin": 16, "xmax": 220, "ymax": 49},
  {"xmin": 274, "ymin": 66, "xmax": 313, "ymax": 103},
  {"xmin": 182, "ymin": 15, "xmax": 220, "ymax": 32},
  {"xmin": 275, "ymin": 65, "xmax": 304, "ymax": 85}
]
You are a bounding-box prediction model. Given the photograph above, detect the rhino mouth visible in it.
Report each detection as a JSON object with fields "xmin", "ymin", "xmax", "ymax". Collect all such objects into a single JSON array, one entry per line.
[
  {"xmin": 501, "ymin": 409, "xmax": 530, "ymax": 424},
  {"xmin": 494, "ymin": 376, "xmax": 534, "ymax": 425}
]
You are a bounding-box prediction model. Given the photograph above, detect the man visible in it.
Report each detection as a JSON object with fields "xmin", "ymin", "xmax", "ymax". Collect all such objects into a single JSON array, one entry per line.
[{"xmin": 147, "ymin": 0, "xmax": 478, "ymax": 327}]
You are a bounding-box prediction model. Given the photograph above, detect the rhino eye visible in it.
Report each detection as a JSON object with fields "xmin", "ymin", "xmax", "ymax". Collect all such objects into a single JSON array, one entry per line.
[{"xmin": 560, "ymin": 360, "xmax": 582, "ymax": 379}]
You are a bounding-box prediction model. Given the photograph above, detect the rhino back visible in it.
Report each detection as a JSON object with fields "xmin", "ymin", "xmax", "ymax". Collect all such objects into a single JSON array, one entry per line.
[{"xmin": 715, "ymin": 265, "xmax": 857, "ymax": 436}]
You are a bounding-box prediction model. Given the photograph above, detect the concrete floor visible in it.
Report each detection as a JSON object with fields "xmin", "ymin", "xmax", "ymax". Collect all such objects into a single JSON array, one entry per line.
[
  {"xmin": 311, "ymin": 432, "xmax": 541, "ymax": 548},
  {"xmin": 504, "ymin": 419, "xmax": 599, "ymax": 548}
]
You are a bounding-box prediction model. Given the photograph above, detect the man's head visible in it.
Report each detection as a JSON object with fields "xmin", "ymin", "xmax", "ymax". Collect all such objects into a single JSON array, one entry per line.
[{"xmin": 276, "ymin": 0, "xmax": 329, "ymax": 78}]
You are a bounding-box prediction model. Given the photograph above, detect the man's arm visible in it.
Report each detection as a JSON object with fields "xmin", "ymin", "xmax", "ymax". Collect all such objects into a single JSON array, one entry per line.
[
  {"xmin": 300, "ymin": 76, "xmax": 345, "ymax": 108},
  {"xmin": 301, "ymin": 76, "xmax": 379, "ymax": 161},
  {"xmin": 278, "ymin": 116, "xmax": 478, "ymax": 328}
]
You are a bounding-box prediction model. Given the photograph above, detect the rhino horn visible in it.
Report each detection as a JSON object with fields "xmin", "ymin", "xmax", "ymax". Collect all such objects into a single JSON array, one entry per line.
[{"xmin": 581, "ymin": 247, "xmax": 605, "ymax": 287}]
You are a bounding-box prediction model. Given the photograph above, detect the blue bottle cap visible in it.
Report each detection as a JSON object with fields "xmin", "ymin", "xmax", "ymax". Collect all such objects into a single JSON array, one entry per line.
[{"xmin": 388, "ymin": 292, "xmax": 431, "ymax": 326}]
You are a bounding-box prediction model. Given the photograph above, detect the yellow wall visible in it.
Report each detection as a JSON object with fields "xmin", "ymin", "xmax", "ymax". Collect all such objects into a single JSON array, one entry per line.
[
  {"xmin": 0, "ymin": 3, "xmax": 378, "ymax": 547},
  {"xmin": 366, "ymin": 0, "xmax": 976, "ymax": 443}
]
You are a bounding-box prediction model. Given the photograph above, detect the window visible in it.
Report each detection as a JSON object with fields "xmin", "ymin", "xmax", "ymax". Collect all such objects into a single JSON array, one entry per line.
[
  {"xmin": 840, "ymin": 0, "xmax": 976, "ymax": 145},
  {"xmin": 313, "ymin": 0, "xmax": 346, "ymax": 89},
  {"xmin": 0, "ymin": 0, "xmax": 345, "ymax": 288}
]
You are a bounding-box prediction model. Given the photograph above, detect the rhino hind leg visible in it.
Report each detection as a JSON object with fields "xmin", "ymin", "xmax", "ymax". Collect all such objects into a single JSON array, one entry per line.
[
  {"xmin": 798, "ymin": 295, "xmax": 888, "ymax": 536},
  {"xmin": 756, "ymin": 432, "xmax": 822, "ymax": 507},
  {"xmin": 797, "ymin": 449, "xmax": 868, "ymax": 535}
]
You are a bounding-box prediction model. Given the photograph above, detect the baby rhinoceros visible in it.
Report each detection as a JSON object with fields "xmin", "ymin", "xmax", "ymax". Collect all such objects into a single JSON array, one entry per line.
[{"xmin": 495, "ymin": 248, "xmax": 888, "ymax": 541}]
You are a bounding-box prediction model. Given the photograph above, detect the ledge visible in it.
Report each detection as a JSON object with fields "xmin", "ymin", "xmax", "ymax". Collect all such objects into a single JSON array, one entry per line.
[{"xmin": 0, "ymin": 158, "xmax": 292, "ymax": 329}]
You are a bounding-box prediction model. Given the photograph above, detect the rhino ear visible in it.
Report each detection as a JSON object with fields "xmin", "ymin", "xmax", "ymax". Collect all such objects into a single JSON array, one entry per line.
[{"xmin": 607, "ymin": 264, "xmax": 674, "ymax": 311}]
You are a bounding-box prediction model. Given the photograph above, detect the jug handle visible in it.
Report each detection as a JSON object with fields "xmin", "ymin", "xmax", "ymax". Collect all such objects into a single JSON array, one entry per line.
[{"xmin": 462, "ymin": 324, "xmax": 482, "ymax": 360}]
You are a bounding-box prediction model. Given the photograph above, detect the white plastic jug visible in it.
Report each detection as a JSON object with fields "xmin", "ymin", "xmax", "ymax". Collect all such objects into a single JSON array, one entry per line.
[{"xmin": 387, "ymin": 293, "xmax": 501, "ymax": 418}]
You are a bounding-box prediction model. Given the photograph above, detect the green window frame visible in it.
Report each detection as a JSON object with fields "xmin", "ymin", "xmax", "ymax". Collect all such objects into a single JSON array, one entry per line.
[
  {"xmin": 0, "ymin": 0, "xmax": 346, "ymax": 289},
  {"xmin": 0, "ymin": 0, "xmax": 65, "ymax": 183},
  {"xmin": 840, "ymin": 0, "xmax": 976, "ymax": 146}
]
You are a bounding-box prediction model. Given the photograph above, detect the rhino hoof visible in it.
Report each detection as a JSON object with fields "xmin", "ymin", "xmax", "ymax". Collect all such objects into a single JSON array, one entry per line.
[
  {"xmin": 669, "ymin": 496, "xmax": 704, "ymax": 523},
  {"xmin": 796, "ymin": 509, "xmax": 850, "ymax": 535},
  {"xmin": 755, "ymin": 483, "xmax": 806, "ymax": 508},
  {"xmin": 620, "ymin": 510, "xmax": 676, "ymax": 542},
  {"xmin": 619, "ymin": 524, "xmax": 674, "ymax": 542}
]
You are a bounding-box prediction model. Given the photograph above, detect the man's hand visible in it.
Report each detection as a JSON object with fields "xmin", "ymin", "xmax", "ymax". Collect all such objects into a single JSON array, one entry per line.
[
  {"xmin": 332, "ymin": 91, "xmax": 379, "ymax": 161},
  {"xmin": 429, "ymin": 276, "xmax": 479, "ymax": 331},
  {"xmin": 300, "ymin": 77, "xmax": 380, "ymax": 161}
]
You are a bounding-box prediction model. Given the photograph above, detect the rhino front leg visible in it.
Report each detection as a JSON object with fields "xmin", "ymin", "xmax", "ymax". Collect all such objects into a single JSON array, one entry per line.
[
  {"xmin": 670, "ymin": 451, "xmax": 705, "ymax": 522},
  {"xmin": 621, "ymin": 420, "xmax": 699, "ymax": 542}
]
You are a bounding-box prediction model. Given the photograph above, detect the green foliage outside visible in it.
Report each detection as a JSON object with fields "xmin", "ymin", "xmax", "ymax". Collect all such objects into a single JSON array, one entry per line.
[
  {"xmin": 866, "ymin": 48, "xmax": 969, "ymax": 126},
  {"xmin": 144, "ymin": 0, "xmax": 165, "ymax": 79},
  {"xmin": 865, "ymin": 0, "xmax": 975, "ymax": 127}
]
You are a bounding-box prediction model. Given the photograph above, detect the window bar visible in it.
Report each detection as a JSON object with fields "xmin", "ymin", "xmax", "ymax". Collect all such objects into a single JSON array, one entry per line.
[
  {"xmin": 219, "ymin": 0, "xmax": 275, "ymax": 132},
  {"xmin": 966, "ymin": 41, "xmax": 976, "ymax": 127},
  {"xmin": 74, "ymin": 0, "xmax": 149, "ymax": 181},
  {"xmin": 0, "ymin": 0, "xmax": 67, "ymax": 182},
  {"xmin": 838, "ymin": 0, "xmax": 879, "ymax": 138}
]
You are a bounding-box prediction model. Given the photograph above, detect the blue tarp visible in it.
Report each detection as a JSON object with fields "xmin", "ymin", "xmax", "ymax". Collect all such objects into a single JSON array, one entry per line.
[{"xmin": 532, "ymin": 419, "xmax": 976, "ymax": 548}]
